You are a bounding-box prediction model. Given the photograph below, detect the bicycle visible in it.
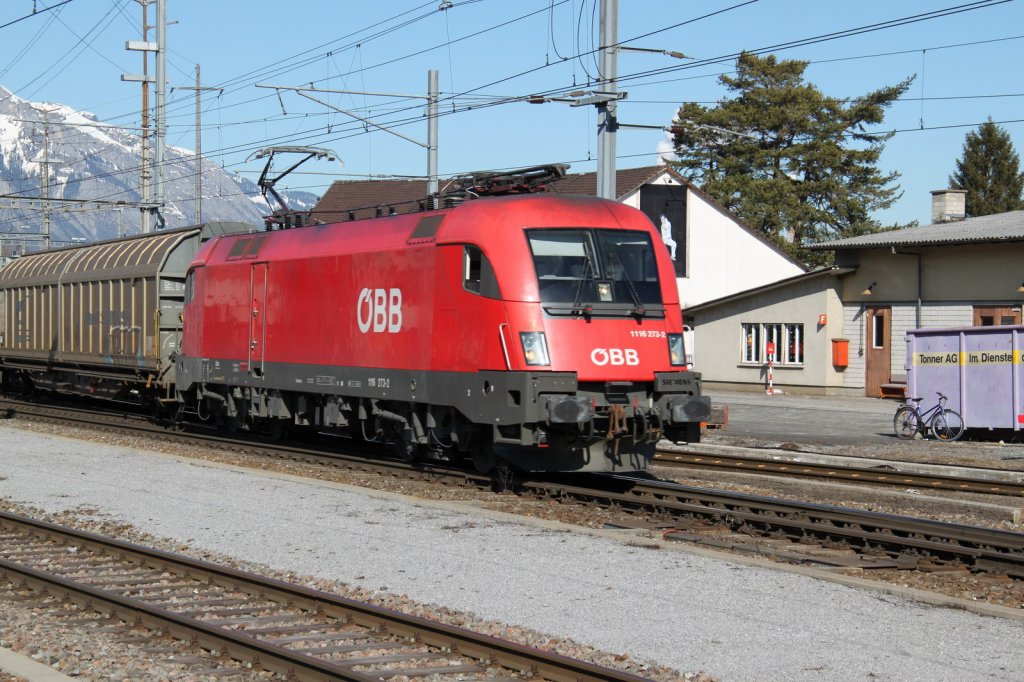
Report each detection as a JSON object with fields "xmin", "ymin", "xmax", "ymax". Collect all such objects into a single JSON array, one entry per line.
[{"xmin": 893, "ymin": 392, "xmax": 965, "ymax": 441}]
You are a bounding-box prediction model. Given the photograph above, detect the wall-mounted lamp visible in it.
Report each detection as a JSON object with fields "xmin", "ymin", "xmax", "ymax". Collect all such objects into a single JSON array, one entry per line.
[
  {"xmin": 1017, "ymin": 282, "xmax": 1024, "ymax": 293},
  {"xmin": 861, "ymin": 281, "xmax": 876, "ymax": 296}
]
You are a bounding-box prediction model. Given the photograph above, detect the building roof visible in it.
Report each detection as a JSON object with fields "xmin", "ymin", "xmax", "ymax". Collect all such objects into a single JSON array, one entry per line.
[
  {"xmin": 546, "ymin": 165, "xmax": 669, "ymax": 198},
  {"xmin": 313, "ymin": 178, "xmax": 432, "ymax": 222},
  {"xmin": 684, "ymin": 266, "xmax": 854, "ymax": 314},
  {"xmin": 811, "ymin": 210, "xmax": 1024, "ymax": 250},
  {"xmin": 311, "ymin": 166, "xmax": 673, "ymax": 222}
]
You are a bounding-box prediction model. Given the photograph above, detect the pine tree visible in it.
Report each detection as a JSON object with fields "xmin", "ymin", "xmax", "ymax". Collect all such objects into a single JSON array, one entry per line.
[
  {"xmin": 670, "ymin": 52, "xmax": 912, "ymax": 264},
  {"xmin": 949, "ymin": 119, "xmax": 1024, "ymax": 217}
]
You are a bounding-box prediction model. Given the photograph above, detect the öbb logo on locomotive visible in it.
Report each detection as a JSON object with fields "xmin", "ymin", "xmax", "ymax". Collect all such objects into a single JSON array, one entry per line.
[
  {"xmin": 590, "ymin": 348, "xmax": 640, "ymax": 366},
  {"xmin": 356, "ymin": 287, "xmax": 403, "ymax": 333}
]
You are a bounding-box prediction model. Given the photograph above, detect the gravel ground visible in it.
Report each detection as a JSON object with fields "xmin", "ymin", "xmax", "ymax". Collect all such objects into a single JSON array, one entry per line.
[
  {"xmin": 0, "ymin": 587, "xmax": 280, "ymax": 681},
  {"xmin": 1, "ymin": 423, "xmax": 1023, "ymax": 681}
]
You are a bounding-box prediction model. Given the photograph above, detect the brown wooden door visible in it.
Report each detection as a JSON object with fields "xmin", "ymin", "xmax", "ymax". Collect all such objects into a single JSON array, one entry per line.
[
  {"xmin": 865, "ymin": 306, "xmax": 891, "ymax": 398},
  {"xmin": 973, "ymin": 306, "xmax": 1021, "ymax": 326}
]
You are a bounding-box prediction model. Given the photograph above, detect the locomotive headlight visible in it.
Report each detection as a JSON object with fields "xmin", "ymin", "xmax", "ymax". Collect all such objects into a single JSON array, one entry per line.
[
  {"xmin": 519, "ymin": 332, "xmax": 551, "ymax": 366},
  {"xmin": 667, "ymin": 333, "xmax": 685, "ymax": 366}
]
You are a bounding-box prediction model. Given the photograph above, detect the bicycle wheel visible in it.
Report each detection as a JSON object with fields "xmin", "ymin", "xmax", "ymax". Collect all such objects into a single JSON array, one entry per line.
[
  {"xmin": 893, "ymin": 406, "xmax": 922, "ymax": 439},
  {"xmin": 930, "ymin": 409, "xmax": 965, "ymax": 442}
]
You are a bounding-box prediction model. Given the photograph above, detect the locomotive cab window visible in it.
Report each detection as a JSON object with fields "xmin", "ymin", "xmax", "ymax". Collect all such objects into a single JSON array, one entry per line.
[
  {"xmin": 184, "ymin": 270, "xmax": 196, "ymax": 304},
  {"xmin": 526, "ymin": 229, "xmax": 663, "ymax": 314},
  {"xmin": 462, "ymin": 245, "xmax": 501, "ymax": 299}
]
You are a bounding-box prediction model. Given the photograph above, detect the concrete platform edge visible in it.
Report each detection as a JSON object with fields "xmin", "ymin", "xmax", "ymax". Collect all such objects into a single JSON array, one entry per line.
[
  {"xmin": 677, "ymin": 441, "xmax": 1024, "ymax": 483},
  {"xmin": 0, "ymin": 646, "xmax": 75, "ymax": 681}
]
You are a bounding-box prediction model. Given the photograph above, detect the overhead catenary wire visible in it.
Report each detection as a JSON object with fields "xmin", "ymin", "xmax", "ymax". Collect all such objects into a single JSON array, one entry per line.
[
  {"xmin": 0, "ymin": 0, "xmax": 74, "ymax": 31},
  {"xmin": 7, "ymin": 0, "xmax": 1011, "ymax": 135},
  {"xmin": 13, "ymin": 0, "xmax": 968, "ymax": 165},
  {"xmin": 12, "ymin": 1, "xmax": 129, "ymax": 102},
  {"xmin": 0, "ymin": 0, "xmax": 1016, "ymax": 221},
  {"xmin": 90, "ymin": 0, "xmax": 459, "ymax": 129}
]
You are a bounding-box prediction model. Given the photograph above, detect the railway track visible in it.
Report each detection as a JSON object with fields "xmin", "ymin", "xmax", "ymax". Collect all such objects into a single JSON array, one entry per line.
[
  {"xmin": 653, "ymin": 449, "xmax": 1024, "ymax": 496},
  {"xmin": 0, "ymin": 509, "xmax": 649, "ymax": 681},
  {"xmin": 4, "ymin": 397, "xmax": 1024, "ymax": 579},
  {"xmin": 535, "ymin": 475, "xmax": 1024, "ymax": 577}
]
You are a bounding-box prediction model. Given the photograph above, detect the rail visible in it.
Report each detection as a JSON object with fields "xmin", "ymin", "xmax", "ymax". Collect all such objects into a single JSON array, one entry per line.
[
  {"xmin": 0, "ymin": 510, "xmax": 650, "ymax": 681},
  {"xmin": 653, "ymin": 449, "xmax": 1024, "ymax": 497}
]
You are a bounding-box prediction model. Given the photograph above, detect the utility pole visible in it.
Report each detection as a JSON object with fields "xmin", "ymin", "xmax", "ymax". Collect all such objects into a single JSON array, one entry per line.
[
  {"xmin": 139, "ymin": 0, "xmax": 151, "ymax": 234},
  {"xmin": 257, "ymin": 68, "xmax": 440, "ymax": 206},
  {"xmin": 596, "ymin": 0, "xmax": 618, "ymax": 200},
  {"xmin": 25, "ymin": 105, "xmax": 57, "ymax": 251},
  {"xmin": 531, "ymin": 6, "xmax": 687, "ymax": 198},
  {"xmin": 153, "ymin": 0, "xmax": 166, "ymax": 229},
  {"xmin": 38, "ymin": 108, "xmax": 52, "ymax": 250},
  {"xmin": 123, "ymin": 0, "xmax": 155, "ymax": 233},
  {"xmin": 427, "ymin": 70, "xmax": 439, "ymax": 207},
  {"xmin": 548, "ymin": 0, "xmax": 624, "ymax": 198},
  {"xmin": 176, "ymin": 64, "xmax": 221, "ymax": 224}
]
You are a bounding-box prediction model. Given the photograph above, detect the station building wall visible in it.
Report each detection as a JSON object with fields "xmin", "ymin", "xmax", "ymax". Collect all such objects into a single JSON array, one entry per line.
[
  {"xmin": 841, "ymin": 302, "xmax": 976, "ymax": 392},
  {"xmin": 697, "ymin": 290, "xmax": 980, "ymax": 397},
  {"xmin": 834, "ymin": 239, "xmax": 1020, "ymax": 395},
  {"xmin": 690, "ymin": 272, "xmax": 847, "ymax": 395},
  {"xmin": 836, "ymin": 243, "xmax": 1023, "ymax": 303}
]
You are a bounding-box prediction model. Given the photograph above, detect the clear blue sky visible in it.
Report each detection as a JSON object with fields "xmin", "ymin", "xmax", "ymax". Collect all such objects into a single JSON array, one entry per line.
[{"xmin": 1, "ymin": 0, "xmax": 1021, "ymax": 226}]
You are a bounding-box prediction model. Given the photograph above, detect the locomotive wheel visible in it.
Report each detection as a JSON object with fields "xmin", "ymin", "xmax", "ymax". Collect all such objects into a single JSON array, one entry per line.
[{"xmin": 471, "ymin": 446, "xmax": 497, "ymax": 474}]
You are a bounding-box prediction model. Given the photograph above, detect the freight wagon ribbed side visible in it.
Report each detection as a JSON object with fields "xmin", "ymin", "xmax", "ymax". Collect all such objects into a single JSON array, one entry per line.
[{"xmin": 0, "ymin": 222, "xmax": 254, "ymax": 401}]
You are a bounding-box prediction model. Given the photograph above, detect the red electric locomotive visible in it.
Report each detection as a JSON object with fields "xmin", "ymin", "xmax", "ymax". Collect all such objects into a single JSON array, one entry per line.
[{"xmin": 176, "ymin": 191, "xmax": 710, "ymax": 473}]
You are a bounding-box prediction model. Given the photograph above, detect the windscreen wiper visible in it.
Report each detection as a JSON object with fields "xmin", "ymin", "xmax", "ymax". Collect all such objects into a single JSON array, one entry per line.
[
  {"xmin": 570, "ymin": 243, "xmax": 596, "ymax": 317},
  {"xmin": 610, "ymin": 252, "xmax": 646, "ymax": 317}
]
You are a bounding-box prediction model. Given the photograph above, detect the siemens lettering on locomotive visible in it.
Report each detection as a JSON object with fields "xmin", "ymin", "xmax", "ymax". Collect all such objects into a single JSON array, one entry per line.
[{"xmin": 0, "ymin": 187, "xmax": 710, "ymax": 474}]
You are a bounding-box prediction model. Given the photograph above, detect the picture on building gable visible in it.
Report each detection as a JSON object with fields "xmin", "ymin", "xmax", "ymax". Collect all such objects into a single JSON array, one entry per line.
[{"xmin": 639, "ymin": 184, "xmax": 686, "ymax": 277}]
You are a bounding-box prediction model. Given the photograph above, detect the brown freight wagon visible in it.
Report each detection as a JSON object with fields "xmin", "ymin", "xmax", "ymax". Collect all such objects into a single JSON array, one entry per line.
[{"xmin": 0, "ymin": 222, "xmax": 254, "ymax": 403}]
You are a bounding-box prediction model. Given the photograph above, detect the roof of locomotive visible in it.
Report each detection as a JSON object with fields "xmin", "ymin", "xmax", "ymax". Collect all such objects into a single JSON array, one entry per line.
[
  {"xmin": 437, "ymin": 193, "xmax": 655, "ymax": 246},
  {"xmin": 200, "ymin": 194, "xmax": 654, "ymax": 258}
]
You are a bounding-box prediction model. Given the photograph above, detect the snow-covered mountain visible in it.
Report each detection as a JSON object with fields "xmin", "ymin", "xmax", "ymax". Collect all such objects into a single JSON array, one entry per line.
[{"xmin": 0, "ymin": 85, "xmax": 319, "ymax": 249}]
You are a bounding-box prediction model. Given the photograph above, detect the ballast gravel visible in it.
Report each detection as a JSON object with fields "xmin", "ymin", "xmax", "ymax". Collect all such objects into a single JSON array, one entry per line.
[{"xmin": 1, "ymin": 424, "xmax": 1023, "ymax": 681}]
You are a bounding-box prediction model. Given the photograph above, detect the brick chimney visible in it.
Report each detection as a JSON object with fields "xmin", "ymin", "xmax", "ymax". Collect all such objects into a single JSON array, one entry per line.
[{"xmin": 930, "ymin": 189, "xmax": 967, "ymax": 223}]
